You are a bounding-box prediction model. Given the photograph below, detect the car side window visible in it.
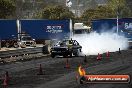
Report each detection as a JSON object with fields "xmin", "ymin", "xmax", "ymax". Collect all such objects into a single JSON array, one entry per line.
[
  {"xmin": 72, "ymin": 41, "xmax": 75, "ymax": 45},
  {"xmin": 73, "ymin": 41, "xmax": 76, "ymax": 45}
]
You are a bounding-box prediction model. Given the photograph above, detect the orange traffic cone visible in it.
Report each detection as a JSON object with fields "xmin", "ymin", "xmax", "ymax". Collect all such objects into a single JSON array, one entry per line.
[
  {"xmin": 106, "ymin": 51, "xmax": 110, "ymax": 58},
  {"xmin": 97, "ymin": 53, "xmax": 102, "ymax": 60},
  {"xmin": 64, "ymin": 58, "xmax": 70, "ymax": 68},
  {"xmin": 37, "ymin": 64, "xmax": 43, "ymax": 75},
  {"xmin": 75, "ymin": 72, "xmax": 79, "ymax": 83},
  {"xmin": 3, "ymin": 75, "xmax": 8, "ymax": 88}
]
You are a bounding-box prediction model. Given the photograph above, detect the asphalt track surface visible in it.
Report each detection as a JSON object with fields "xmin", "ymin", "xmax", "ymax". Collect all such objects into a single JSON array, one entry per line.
[{"xmin": 0, "ymin": 50, "xmax": 132, "ymax": 88}]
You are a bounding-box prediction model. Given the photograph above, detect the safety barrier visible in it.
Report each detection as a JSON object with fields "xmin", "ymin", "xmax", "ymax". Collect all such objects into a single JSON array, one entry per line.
[{"xmin": 0, "ymin": 45, "xmax": 49, "ymax": 59}]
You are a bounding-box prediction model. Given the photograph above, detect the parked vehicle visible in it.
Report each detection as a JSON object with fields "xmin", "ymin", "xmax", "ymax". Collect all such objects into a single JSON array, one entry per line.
[
  {"xmin": 0, "ymin": 20, "xmax": 36, "ymax": 48},
  {"xmin": 18, "ymin": 33, "xmax": 36, "ymax": 48},
  {"xmin": 73, "ymin": 23, "xmax": 91, "ymax": 35}
]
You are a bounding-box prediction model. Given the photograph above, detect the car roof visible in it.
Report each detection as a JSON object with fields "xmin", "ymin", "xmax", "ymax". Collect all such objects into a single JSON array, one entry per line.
[{"xmin": 63, "ymin": 39, "xmax": 76, "ymax": 41}]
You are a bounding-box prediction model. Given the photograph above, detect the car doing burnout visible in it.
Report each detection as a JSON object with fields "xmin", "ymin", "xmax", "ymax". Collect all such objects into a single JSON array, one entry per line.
[{"xmin": 50, "ymin": 39, "xmax": 82, "ymax": 58}]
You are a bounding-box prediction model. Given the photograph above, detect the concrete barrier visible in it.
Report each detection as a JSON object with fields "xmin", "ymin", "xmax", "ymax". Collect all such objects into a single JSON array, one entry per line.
[{"xmin": 42, "ymin": 45, "xmax": 49, "ymax": 54}]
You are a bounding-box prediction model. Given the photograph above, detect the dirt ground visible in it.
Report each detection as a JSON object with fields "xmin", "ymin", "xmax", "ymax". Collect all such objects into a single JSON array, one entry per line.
[{"xmin": 0, "ymin": 50, "xmax": 132, "ymax": 88}]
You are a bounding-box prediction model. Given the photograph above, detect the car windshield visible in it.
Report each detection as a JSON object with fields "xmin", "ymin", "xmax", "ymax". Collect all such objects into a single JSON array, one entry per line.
[
  {"xmin": 54, "ymin": 40, "xmax": 79, "ymax": 46},
  {"xmin": 21, "ymin": 36, "xmax": 32, "ymax": 41}
]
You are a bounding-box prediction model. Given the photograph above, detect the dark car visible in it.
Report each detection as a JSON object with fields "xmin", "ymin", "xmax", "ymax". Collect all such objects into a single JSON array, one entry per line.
[{"xmin": 50, "ymin": 39, "xmax": 82, "ymax": 58}]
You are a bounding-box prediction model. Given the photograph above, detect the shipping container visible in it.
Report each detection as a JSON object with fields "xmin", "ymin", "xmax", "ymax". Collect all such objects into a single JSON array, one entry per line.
[
  {"xmin": 0, "ymin": 20, "xmax": 17, "ymax": 40},
  {"xmin": 91, "ymin": 18, "xmax": 132, "ymax": 39},
  {"xmin": 0, "ymin": 20, "xmax": 18, "ymax": 47},
  {"xmin": 0, "ymin": 19, "xmax": 71, "ymax": 47},
  {"xmin": 20, "ymin": 19, "xmax": 71, "ymax": 40}
]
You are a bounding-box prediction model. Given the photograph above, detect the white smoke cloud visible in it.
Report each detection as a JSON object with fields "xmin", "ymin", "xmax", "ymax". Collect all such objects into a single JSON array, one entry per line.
[{"xmin": 72, "ymin": 32, "xmax": 129, "ymax": 55}]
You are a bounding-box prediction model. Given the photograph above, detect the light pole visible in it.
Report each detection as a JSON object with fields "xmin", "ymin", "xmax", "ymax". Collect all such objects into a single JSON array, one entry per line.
[
  {"xmin": 0, "ymin": 38, "xmax": 1, "ymax": 50},
  {"xmin": 76, "ymin": 0, "xmax": 83, "ymax": 17},
  {"xmin": 76, "ymin": 0, "xmax": 79, "ymax": 17},
  {"xmin": 116, "ymin": 8, "xmax": 119, "ymax": 34},
  {"xmin": 116, "ymin": 0, "xmax": 120, "ymax": 34}
]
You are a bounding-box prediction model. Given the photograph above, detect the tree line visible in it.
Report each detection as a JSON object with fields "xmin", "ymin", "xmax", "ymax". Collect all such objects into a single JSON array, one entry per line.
[{"xmin": 0, "ymin": 0, "xmax": 132, "ymax": 25}]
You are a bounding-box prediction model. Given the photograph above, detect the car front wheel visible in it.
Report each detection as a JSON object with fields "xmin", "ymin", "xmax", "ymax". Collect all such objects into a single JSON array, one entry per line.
[{"xmin": 74, "ymin": 49, "xmax": 79, "ymax": 57}]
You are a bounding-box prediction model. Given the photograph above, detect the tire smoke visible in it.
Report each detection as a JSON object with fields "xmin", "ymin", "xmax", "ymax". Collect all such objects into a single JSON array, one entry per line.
[{"xmin": 72, "ymin": 32, "xmax": 129, "ymax": 55}]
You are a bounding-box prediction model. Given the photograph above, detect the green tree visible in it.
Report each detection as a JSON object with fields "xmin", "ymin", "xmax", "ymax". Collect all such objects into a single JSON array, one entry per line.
[
  {"xmin": 81, "ymin": 5, "xmax": 114, "ymax": 25},
  {"xmin": 41, "ymin": 5, "xmax": 75, "ymax": 20},
  {"xmin": 126, "ymin": 0, "xmax": 132, "ymax": 13},
  {"xmin": 0, "ymin": 0, "xmax": 16, "ymax": 18},
  {"xmin": 95, "ymin": 6, "xmax": 114, "ymax": 18},
  {"xmin": 60, "ymin": 11, "xmax": 74, "ymax": 19},
  {"xmin": 81, "ymin": 0, "xmax": 132, "ymax": 25},
  {"xmin": 107, "ymin": 0, "xmax": 132, "ymax": 18},
  {"xmin": 85, "ymin": 0, "xmax": 97, "ymax": 9}
]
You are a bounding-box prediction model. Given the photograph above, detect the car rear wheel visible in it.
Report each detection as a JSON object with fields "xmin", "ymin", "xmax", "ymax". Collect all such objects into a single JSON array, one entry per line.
[{"xmin": 51, "ymin": 53, "xmax": 55, "ymax": 58}]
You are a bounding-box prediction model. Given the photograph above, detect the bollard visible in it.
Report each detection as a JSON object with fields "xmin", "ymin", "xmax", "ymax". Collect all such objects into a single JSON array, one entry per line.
[
  {"xmin": 64, "ymin": 58, "xmax": 70, "ymax": 68},
  {"xmin": 3, "ymin": 74, "xmax": 8, "ymax": 88},
  {"xmin": 37, "ymin": 64, "xmax": 43, "ymax": 75},
  {"xmin": 3, "ymin": 78, "xmax": 7, "ymax": 88},
  {"xmin": 119, "ymin": 48, "xmax": 121, "ymax": 54},
  {"xmin": 84, "ymin": 55, "xmax": 87, "ymax": 63},
  {"xmin": 97, "ymin": 53, "xmax": 102, "ymax": 60},
  {"xmin": 106, "ymin": 51, "xmax": 110, "ymax": 58},
  {"xmin": 5, "ymin": 71, "xmax": 9, "ymax": 80},
  {"xmin": 75, "ymin": 72, "xmax": 79, "ymax": 83}
]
